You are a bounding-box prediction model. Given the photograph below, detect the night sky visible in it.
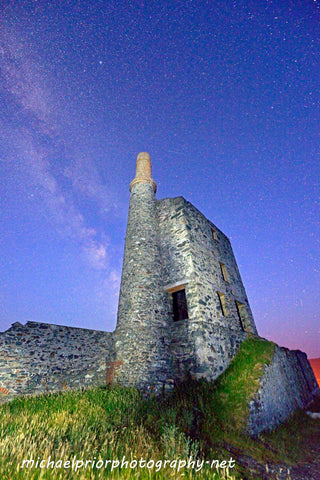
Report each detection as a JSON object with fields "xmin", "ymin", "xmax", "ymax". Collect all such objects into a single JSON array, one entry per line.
[{"xmin": 0, "ymin": 0, "xmax": 319, "ymax": 357}]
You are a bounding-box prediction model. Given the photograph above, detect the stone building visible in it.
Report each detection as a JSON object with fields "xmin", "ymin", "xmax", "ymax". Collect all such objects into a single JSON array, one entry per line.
[
  {"xmin": 0, "ymin": 152, "xmax": 318, "ymax": 435},
  {"xmin": 112, "ymin": 152, "xmax": 257, "ymax": 392}
]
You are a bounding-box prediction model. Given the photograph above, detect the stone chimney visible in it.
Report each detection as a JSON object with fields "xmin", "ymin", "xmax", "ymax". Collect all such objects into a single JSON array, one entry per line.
[{"xmin": 112, "ymin": 153, "xmax": 172, "ymax": 392}]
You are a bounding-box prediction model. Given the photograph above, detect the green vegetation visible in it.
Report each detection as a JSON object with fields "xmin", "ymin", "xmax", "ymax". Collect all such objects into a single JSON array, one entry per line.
[{"xmin": 0, "ymin": 337, "xmax": 318, "ymax": 479}]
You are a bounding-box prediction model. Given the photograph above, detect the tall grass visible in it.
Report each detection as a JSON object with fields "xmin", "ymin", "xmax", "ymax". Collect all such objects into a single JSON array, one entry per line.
[
  {"xmin": 0, "ymin": 386, "xmax": 238, "ymax": 479},
  {"xmin": 0, "ymin": 336, "xmax": 317, "ymax": 479}
]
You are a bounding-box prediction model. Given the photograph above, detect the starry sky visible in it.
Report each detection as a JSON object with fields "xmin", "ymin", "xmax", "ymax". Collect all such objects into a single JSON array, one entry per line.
[{"xmin": 0, "ymin": 0, "xmax": 319, "ymax": 357}]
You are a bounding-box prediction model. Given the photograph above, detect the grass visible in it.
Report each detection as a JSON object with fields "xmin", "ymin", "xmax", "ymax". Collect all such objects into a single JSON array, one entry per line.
[
  {"xmin": 0, "ymin": 387, "xmax": 236, "ymax": 480},
  {"xmin": 0, "ymin": 336, "xmax": 318, "ymax": 479}
]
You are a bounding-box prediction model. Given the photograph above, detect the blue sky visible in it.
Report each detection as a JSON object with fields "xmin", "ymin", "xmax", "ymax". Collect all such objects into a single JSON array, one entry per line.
[{"xmin": 0, "ymin": 0, "xmax": 319, "ymax": 357}]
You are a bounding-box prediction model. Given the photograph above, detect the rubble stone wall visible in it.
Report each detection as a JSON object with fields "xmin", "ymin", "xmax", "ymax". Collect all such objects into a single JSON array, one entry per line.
[
  {"xmin": 248, "ymin": 345, "xmax": 319, "ymax": 436},
  {"xmin": 0, "ymin": 321, "xmax": 112, "ymax": 403},
  {"xmin": 157, "ymin": 197, "xmax": 255, "ymax": 382}
]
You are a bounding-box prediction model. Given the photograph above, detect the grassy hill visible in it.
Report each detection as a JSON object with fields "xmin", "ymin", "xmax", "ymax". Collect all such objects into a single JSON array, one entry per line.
[{"xmin": 0, "ymin": 337, "xmax": 319, "ymax": 480}]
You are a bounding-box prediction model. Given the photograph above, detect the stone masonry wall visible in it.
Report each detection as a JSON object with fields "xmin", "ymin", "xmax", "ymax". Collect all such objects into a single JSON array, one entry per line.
[
  {"xmin": 0, "ymin": 321, "xmax": 112, "ymax": 403},
  {"xmin": 248, "ymin": 345, "xmax": 320, "ymax": 436},
  {"xmin": 182, "ymin": 198, "xmax": 257, "ymax": 333},
  {"xmin": 157, "ymin": 197, "xmax": 254, "ymax": 382}
]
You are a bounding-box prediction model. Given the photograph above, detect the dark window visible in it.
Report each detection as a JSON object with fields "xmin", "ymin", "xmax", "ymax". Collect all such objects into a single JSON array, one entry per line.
[{"xmin": 172, "ymin": 289, "xmax": 189, "ymax": 322}]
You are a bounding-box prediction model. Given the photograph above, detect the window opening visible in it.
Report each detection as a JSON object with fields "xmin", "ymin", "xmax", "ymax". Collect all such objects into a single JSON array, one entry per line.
[
  {"xmin": 217, "ymin": 291, "xmax": 228, "ymax": 316},
  {"xmin": 220, "ymin": 262, "xmax": 229, "ymax": 282},
  {"xmin": 172, "ymin": 289, "xmax": 189, "ymax": 322},
  {"xmin": 235, "ymin": 301, "xmax": 250, "ymax": 331},
  {"xmin": 211, "ymin": 227, "xmax": 218, "ymax": 241}
]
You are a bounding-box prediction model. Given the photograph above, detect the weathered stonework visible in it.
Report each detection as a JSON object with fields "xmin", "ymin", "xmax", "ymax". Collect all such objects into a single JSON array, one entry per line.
[
  {"xmin": 0, "ymin": 321, "xmax": 112, "ymax": 403},
  {"xmin": 0, "ymin": 151, "xmax": 318, "ymax": 435},
  {"xmin": 248, "ymin": 346, "xmax": 319, "ymax": 436},
  {"xmin": 156, "ymin": 196, "xmax": 255, "ymax": 383}
]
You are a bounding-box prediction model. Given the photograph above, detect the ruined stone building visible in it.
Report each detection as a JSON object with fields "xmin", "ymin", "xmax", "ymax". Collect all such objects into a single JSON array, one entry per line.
[
  {"xmin": 0, "ymin": 152, "xmax": 318, "ymax": 435},
  {"xmin": 112, "ymin": 152, "xmax": 257, "ymax": 391}
]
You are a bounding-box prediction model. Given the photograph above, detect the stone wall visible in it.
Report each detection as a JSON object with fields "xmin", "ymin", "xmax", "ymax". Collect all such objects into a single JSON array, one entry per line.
[
  {"xmin": 248, "ymin": 345, "xmax": 320, "ymax": 436},
  {"xmin": 182, "ymin": 198, "xmax": 256, "ymax": 333},
  {"xmin": 0, "ymin": 321, "xmax": 112, "ymax": 403},
  {"xmin": 157, "ymin": 196, "xmax": 255, "ymax": 382}
]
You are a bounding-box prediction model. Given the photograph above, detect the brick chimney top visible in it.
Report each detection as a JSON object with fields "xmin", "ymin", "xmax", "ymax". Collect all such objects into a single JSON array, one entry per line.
[{"xmin": 129, "ymin": 152, "xmax": 157, "ymax": 193}]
